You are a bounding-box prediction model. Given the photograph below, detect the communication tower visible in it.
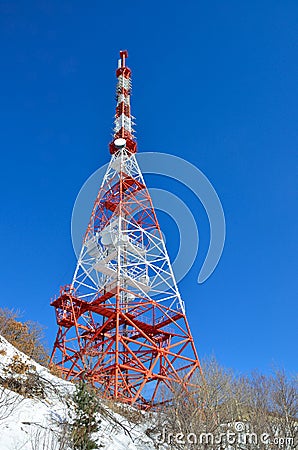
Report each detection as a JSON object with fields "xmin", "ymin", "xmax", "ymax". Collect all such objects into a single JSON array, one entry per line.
[{"xmin": 50, "ymin": 51, "xmax": 202, "ymax": 408}]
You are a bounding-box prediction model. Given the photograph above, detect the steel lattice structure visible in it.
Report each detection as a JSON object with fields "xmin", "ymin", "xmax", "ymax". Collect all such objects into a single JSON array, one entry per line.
[{"xmin": 50, "ymin": 50, "xmax": 202, "ymax": 408}]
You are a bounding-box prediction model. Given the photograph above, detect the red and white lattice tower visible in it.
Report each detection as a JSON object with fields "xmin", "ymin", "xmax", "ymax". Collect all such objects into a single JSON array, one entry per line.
[{"xmin": 50, "ymin": 50, "xmax": 202, "ymax": 408}]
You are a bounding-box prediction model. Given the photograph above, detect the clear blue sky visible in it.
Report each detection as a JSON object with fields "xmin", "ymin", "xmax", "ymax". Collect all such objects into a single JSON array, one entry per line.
[{"xmin": 0, "ymin": 1, "xmax": 297, "ymax": 374}]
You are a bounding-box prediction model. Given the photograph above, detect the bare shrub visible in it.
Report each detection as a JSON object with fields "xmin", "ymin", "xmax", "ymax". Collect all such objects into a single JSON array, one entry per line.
[
  {"xmin": 241, "ymin": 369, "xmax": 298, "ymax": 449},
  {"xmin": 103, "ymin": 398, "xmax": 145, "ymax": 425},
  {"xmin": 0, "ymin": 384, "xmax": 24, "ymax": 421},
  {"xmin": 29, "ymin": 424, "xmax": 72, "ymax": 450},
  {"xmin": 150, "ymin": 358, "xmax": 298, "ymax": 450},
  {"xmin": 48, "ymin": 362, "xmax": 64, "ymax": 379},
  {"xmin": 0, "ymin": 372, "xmax": 46, "ymax": 399},
  {"xmin": 0, "ymin": 307, "xmax": 49, "ymax": 366},
  {"xmin": 7, "ymin": 354, "xmax": 32, "ymax": 374},
  {"xmin": 0, "ymin": 355, "xmax": 46, "ymax": 399}
]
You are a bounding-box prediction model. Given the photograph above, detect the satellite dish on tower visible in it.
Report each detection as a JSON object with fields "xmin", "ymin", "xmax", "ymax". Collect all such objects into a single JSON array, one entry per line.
[{"xmin": 114, "ymin": 138, "xmax": 126, "ymax": 148}]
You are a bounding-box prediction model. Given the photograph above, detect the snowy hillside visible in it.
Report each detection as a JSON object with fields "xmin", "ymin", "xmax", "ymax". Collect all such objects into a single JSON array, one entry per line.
[{"xmin": 0, "ymin": 335, "xmax": 164, "ymax": 450}]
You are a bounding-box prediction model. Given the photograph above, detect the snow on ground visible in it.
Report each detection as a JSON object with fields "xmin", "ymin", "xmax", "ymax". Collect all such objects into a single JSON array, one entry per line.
[{"xmin": 0, "ymin": 336, "xmax": 164, "ymax": 450}]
